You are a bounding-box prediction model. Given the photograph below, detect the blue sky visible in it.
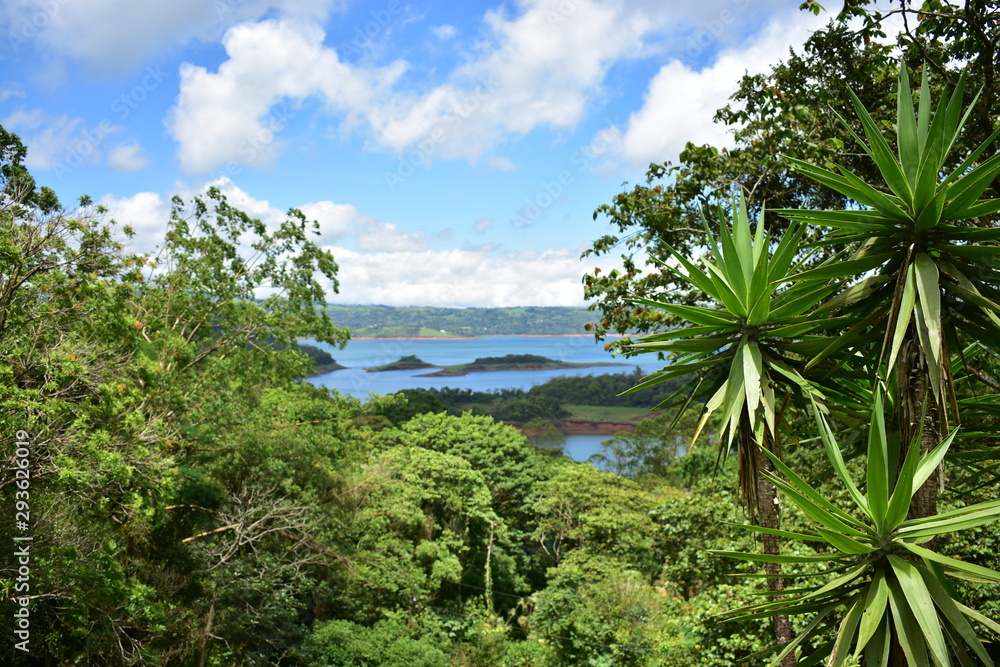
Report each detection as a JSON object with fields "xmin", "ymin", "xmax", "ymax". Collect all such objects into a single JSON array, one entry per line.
[{"xmin": 1, "ymin": 0, "xmax": 829, "ymax": 307}]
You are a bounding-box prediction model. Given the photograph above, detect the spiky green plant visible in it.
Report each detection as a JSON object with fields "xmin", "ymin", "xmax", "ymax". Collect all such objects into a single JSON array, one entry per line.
[
  {"xmin": 625, "ymin": 194, "xmax": 859, "ymax": 517},
  {"xmin": 715, "ymin": 391, "xmax": 1000, "ymax": 666},
  {"xmin": 779, "ymin": 66, "xmax": 1000, "ymax": 463}
]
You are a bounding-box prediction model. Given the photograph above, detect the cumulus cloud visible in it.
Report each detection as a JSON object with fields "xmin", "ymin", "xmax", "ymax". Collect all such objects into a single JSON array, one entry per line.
[
  {"xmin": 169, "ymin": 0, "xmax": 806, "ymax": 173},
  {"xmin": 107, "ymin": 142, "xmax": 149, "ymax": 172},
  {"xmin": 167, "ymin": 18, "xmax": 404, "ymax": 173},
  {"xmin": 617, "ymin": 9, "xmax": 827, "ymax": 166},
  {"xmin": 325, "ymin": 245, "xmax": 621, "ymax": 307},
  {"xmin": 1, "ymin": 108, "xmax": 122, "ymax": 171},
  {"xmin": 98, "ymin": 191, "xmax": 172, "ymax": 253},
  {"xmin": 94, "ymin": 176, "xmax": 621, "ymax": 307},
  {"xmin": 0, "ymin": 0, "xmax": 340, "ymax": 74},
  {"xmin": 298, "ymin": 200, "xmax": 364, "ymax": 242}
]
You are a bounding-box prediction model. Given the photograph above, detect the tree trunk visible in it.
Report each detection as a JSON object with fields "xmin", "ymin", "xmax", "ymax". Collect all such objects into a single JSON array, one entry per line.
[
  {"xmin": 896, "ymin": 336, "xmax": 943, "ymax": 531},
  {"xmin": 756, "ymin": 444, "xmax": 796, "ymax": 667},
  {"xmin": 888, "ymin": 333, "xmax": 946, "ymax": 665},
  {"xmin": 198, "ymin": 590, "xmax": 217, "ymax": 667}
]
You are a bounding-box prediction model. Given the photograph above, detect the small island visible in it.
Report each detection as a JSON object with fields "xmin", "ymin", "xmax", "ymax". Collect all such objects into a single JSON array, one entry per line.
[
  {"xmin": 419, "ymin": 353, "xmax": 627, "ymax": 377},
  {"xmin": 365, "ymin": 355, "xmax": 442, "ymax": 372},
  {"xmin": 297, "ymin": 343, "xmax": 347, "ymax": 375}
]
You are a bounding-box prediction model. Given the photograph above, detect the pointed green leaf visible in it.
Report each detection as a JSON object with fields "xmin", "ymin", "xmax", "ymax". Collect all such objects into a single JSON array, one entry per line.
[
  {"xmin": 896, "ymin": 66, "xmax": 920, "ymax": 191},
  {"xmin": 830, "ymin": 595, "xmax": 867, "ymax": 667},
  {"xmin": 856, "ymin": 570, "xmax": 889, "ymax": 657},
  {"xmin": 632, "ymin": 299, "xmax": 737, "ymax": 326},
  {"xmin": 941, "ymin": 152, "xmax": 1000, "ymax": 219},
  {"xmin": 885, "ymin": 573, "xmax": 933, "ymax": 667},
  {"xmin": 886, "ymin": 436, "xmax": 922, "ymax": 529},
  {"xmin": 742, "ymin": 341, "xmax": 763, "ymax": 420},
  {"xmin": 913, "ymin": 252, "xmax": 942, "ymax": 370},
  {"xmin": 903, "ymin": 542, "xmax": 1000, "ymax": 584},
  {"xmin": 918, "ymin": 564, "xmax": 997, "ymax": 665},
  {"xmin": 814, "ymin": 403, "xmax": 870, "ymax": 516},
  {"xmin": 912, "ymin": 430, "xmax": 956, "ymax": 497},
  {"xmin": 845, "ymin": 88, "xmax": 912, "ymax": 206},
  {"xmin": 886, "ymin": 262, "xmax": 918, "ymax": 373},
  {"xmin": 888, "ymin": 555, "xmax": 951, "ymax": 667},
  {"xmin": 815, "ymin": 527, "xmax": 876, "ymax": 554},
  {"xmin": 867, "ymin": 391, "xmax": 890, "ymax": 529},
  {"xmin": 789, "ymin": 251, "xmax": 896, "ymax": 282}
]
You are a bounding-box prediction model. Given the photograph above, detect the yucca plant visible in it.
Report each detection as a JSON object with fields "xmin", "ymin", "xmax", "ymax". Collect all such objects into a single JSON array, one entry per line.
[
  {"xmin": 715, "ymin": 391, "xmax": 1000, "ymax": 667},
  {"xmin": 778, "ymin": 65, "xmax": 1000, "ymax": 523},
  {"xmin": 627, "ymin": 193, "xmax": 861, "ymax": 517},
  {"xmin": 624, "ymin": 194, "xmax": 864, "ymax": 662}
]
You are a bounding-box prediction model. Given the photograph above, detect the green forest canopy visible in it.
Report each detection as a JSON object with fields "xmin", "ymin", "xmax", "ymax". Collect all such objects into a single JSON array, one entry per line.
[{"xmin": 2, "ymin": 2, "xmax": 1000, "ymax": 665}]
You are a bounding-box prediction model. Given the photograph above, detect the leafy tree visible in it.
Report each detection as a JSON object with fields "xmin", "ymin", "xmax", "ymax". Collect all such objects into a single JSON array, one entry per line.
[
  {"xmin": 780, "ymin": 66, "xmax": 1000, "ymax": 525},
  {"xmin": 622, "ymin": 194, "xmax": 862, "ymax": 660},
  {"xmin": 529, "ymin": 551, "xmax": 670, "ymax": 667},
  {"xmin": 583, "ymin": 1, "xmax": 1000, "ymax": 345},
  {"xmin": 300, "ymin": 615, "xmax": 451, "ymax": 667}
]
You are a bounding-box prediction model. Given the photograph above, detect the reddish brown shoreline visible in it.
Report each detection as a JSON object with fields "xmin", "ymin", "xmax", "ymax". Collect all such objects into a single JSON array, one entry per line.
[
  {"xmin": 347, "ymin": 334, "xmax": 603, "ymax": 341},
  {"xmin": 516, "ymin": 420, "xmax": 638, "ymax": 436}
]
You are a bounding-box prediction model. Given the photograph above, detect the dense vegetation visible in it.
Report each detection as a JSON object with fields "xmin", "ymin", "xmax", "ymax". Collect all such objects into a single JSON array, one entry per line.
[
  {"xmin": 327, "ymin": 305, "xmax": 597, "ymax": 337},
  {"xmin": 383, "ymin": 370, "xmax": 688, "ymax": 427},
  {"xmin": 3, "ymin": 3, "xmax": 1000, "ymax": 666},
  {"xmin": 296, "ymin": 343, "xmax": 345, "ymax": 375}
]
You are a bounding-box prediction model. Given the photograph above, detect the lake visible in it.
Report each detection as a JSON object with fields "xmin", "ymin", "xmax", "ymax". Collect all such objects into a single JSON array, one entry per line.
[{"xmin": 302, "ymin": 335, "xmax": 652, "ymax": 463}]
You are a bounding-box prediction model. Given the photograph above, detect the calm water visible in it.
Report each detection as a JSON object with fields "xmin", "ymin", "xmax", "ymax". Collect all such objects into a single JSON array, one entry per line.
[
  {"xmin": 303, "ymin": 336, "xmax": 643, "ymax": 397},
  {"xmin": 302, "ymin": 336, "xmax": 645, "ymax": 463}
]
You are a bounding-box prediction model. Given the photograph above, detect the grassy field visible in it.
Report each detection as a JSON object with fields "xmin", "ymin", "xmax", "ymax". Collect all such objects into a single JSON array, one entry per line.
[{"xmin": 564, "ymin": 405, "xmax": 655, "ymax": 424}]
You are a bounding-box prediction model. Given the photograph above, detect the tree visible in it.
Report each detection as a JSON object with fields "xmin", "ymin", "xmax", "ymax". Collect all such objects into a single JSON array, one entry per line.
[
  {"xmin": 621, "ymin": 193, "xmax": 864, "ymax": 663},
  {"xmin": 716, "ymin": 394, "xmax": 1000, "ymax": 665},
  {"xmin": 779, "ymin": 66, "xmax": 1000, "ymax": 527},
  {"xmin": 583, "ymin": 1, "xmax": 1000, "ymax": 346},
  {"xmin": 626, "ymin": 60, "xmax": 1000, "ymax": 667}
]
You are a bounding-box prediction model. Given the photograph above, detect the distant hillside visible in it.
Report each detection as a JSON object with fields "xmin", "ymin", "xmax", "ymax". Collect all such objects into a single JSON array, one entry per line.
[{"xmin": 327, "ymin": 305, "xmax": 596, "ymax": 337}]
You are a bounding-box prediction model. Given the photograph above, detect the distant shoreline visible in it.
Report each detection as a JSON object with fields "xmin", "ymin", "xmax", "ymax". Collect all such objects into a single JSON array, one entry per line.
[{"xmin": 346, "ymin": 334, "xmax": 610, "ymax": 341}]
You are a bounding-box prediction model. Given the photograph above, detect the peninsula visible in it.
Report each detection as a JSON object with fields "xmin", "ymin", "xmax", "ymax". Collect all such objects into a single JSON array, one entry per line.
[{"xmin": 417, "ymin": 354, "xmax": 626, "ymax": 377}]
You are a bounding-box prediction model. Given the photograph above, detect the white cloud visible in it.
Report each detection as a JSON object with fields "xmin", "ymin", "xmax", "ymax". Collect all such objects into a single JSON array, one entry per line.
[
  {"xmin": 0, "ymin": 0, "xmax": 341, "ymax": 74},
  {"xmin": 98, "ymin": 191, "xmax": 171, "ymax": 253},
  {"xmin": 94, "ymin": 177, "xmax": 622, "ymax": 307},
  {"xmin": 298, "ymin": 200, "xmax": 363, "ymax": 242},
  {"xmin": 618, "ymin": 9, "xmax": 827, "ymax": 166},
  {"xmin": 357, "ymin": 221, "xmax": 429, "ymax": 252},
  {"xmin": 474, "ymin": 218, "xmax": 493, "ymax": 233},
  {"xmin": 107, "ymin": 141, "xmax": 148, "ymax": 172},
  {"xmin": 1, "ymin": 108, "xmax": 122, "ymax": 170},
  {"xmin": 167, "ymin": 18, "xmax": 404, "ymax": 173},
  {"xmin": 431, "ymin": 24, "xmax": 457, "ymax": 41},
  {"xmin": 325, "ymin": 245, "xmax": 621, "ymax": 307},
  {"xmin": 170, "ymin": 0, "xmax": 807, "ymax": 173}
]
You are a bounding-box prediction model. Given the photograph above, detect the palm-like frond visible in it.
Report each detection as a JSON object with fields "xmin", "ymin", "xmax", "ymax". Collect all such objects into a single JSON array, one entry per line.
[
  {"xmin": 624, "ymin": 194, "xmax": 864, "ymax": 516},
  {"xmin": 714, "ymin": 392, "xmax": 1000, "ymax": 666},
  {"xmin": 778, "ymin": 67, "xmax": 1000, "ymax": 410}
]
